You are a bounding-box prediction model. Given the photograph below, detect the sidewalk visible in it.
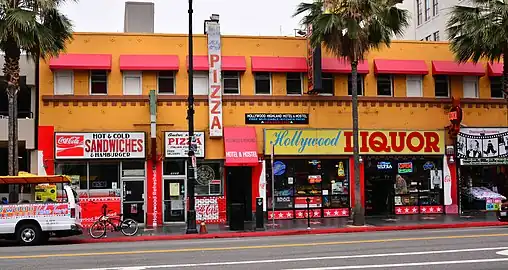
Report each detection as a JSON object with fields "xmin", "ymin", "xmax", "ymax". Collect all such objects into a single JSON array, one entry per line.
[{"xmin": 62, "ymin": 213, "xmax": 508, "ymax": 244}]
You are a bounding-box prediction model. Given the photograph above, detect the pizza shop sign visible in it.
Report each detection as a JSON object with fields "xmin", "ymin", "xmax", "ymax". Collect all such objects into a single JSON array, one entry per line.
[{"xmin": 55, "ymin": 132, "xmax": 145, "ymax": 159}]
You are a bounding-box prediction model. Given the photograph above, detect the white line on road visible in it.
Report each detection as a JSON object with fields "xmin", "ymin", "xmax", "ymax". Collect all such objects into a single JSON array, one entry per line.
[
  {"xmin": 74, "ymin": 246, "xmax": 508, "ymax": 270},
  {"xmin": 284, "ymin": 258, "xmax": 508, "ymax": 270}
]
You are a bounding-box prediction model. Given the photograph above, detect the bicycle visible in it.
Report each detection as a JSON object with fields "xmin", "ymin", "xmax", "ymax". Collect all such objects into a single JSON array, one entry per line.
[{"xmin": 89, "ymin": 204, "xmax": 139, "ymax": 239}]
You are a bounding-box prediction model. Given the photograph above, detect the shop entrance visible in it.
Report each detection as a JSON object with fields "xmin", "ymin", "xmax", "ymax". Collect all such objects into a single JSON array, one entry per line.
[
  {"xmin": 365, "ymin": 172, "xmax": 394, "ymax": 216},
  {"xmin": 163, "ymin": 178, "xmax": 185, "ymax": 222},
  {"xmin": 226, "ymin": 166, "xmax": 252, "ymax": 230},
  {"xmin": 121, "ymin": 179, "xmax": 145, "ymax": 224}
]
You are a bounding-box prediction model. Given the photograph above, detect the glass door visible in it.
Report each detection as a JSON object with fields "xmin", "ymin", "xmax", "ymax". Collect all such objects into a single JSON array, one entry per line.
[
  {"xmin": 122, "ymin": 180, "xmax": 145, "ymax": 224},
  {"xmin": 163, "ymin": 179, "xmax": 186, "ymax": 222}
]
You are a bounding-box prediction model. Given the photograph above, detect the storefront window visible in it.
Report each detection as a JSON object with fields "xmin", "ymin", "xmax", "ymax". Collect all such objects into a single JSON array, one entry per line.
[
  {"xmin": 122, "ymin": 161, "xmax": 145, "ymax": 177},
  {"xmin": 196, "ymin": 160, "xmax": 223, "ymax": 195},
  {"xmin": 163, "ymin": 160, "xmax": 186, "ymax": 176},
  {"xmin": 89, "ymin": 162, "xmax": 120, "ymax": 189},
  {"xmin": 459, "ymin": 165, "xmax": 508, "ymax": 212},
  {"xmin": 55, "ymin": 162, "xmax": 87, "ymax": 189},
  {"xmin": 364, "ymin": 157, "xmax": 443, "ymax": 216}
]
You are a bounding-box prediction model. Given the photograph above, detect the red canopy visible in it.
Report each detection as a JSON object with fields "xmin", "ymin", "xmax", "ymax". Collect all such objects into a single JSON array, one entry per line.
[{"xmin": 224, "ymin": 127, "xmax": 259, "ymax": 167}]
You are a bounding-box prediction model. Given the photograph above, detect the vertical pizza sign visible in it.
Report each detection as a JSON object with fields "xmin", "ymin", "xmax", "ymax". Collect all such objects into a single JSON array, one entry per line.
[{"xmin": 206, "ymin": 20, "xmax": 223, "ymax": 138}]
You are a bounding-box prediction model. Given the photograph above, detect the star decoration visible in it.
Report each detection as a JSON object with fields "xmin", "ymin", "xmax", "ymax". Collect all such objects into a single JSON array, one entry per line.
[
  {"xmin": 286, "ymin": 212, "xmax": 292, "ymax": 218},
  {"xmin": 396, "ymin": 207, "xmax": 402, "ymax": 213},
  {"xmin": 436, "ymin": 207, "xmax": 442, "ymax": 212},
  {"xmin": 412, "ymin": 207, "xmax": 418, "ymax": 213},
  {"xmin": 278, "ymin": 213, "xmax": 284, "ymax": 218},
  {"xmin": 334, "ymin": 210, "xmax": 339, "ymax": 216},
  {"xmin": 429, "ymin": 207, "xmax": 435, "ymax": 212},
  {"xmin": 298, "ymin": 212, "xmax": 304, "ymax": 217},
  {"xmin": 326, "ymin": 211, "xmax": 331, "ymax": 216},
  {"xmin": 341, "ymin": 210, "xmax": 347, "ymax": 216}
]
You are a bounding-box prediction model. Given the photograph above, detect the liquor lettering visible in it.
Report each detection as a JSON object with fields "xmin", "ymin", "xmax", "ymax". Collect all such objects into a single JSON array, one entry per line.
[{"xmin": 343, "ymin": 131, "xmax": 440, "ymax": 153}]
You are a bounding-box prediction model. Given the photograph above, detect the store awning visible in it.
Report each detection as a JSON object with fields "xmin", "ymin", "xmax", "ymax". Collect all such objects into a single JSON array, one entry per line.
[
  {"xmin": 0, "ymin": 173, "xmax": 71, "ymax": 184},
  {"xmin": 251, "ymin": 56, "xmax": 307, "ymax": 72},
  {"xmin": 224, "ymin": 127, "xmax": 259, "ymax": 167},
  {"xmin": 186, "ymin": 56, "xmax": 247, "ymax": 71},
  {"xmin": 49, "ymin": 54, "xmax": 112, "ymax": 70},
  {"xmin": 374, "ymin": 59, "xmax": 429, "ymax": 75},
  {"xmin": 119, "ymin": 55, "xmax": 179, "ymax": 70},
  {"xmin": 487, "ymin": 63, "xmax": 502, "ymax": 77},
  {"xmin": 432, "ymin": 61, "xmax": 485, "ymax": 76},
  {"xmin": 322, "ymin": 58, "xmax": 369, "ymax": 74}
]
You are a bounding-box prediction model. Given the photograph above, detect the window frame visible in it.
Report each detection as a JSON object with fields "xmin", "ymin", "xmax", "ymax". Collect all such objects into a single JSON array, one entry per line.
[
  {"xmin": 490, "ymin": 76, "xmax": 504, "ymax": 99},
  {"xmin": 433, "ymin": 0, "xmax": 439, "ymax": 16},
  {"xmin": 425, "ymin": 0, "xmax": 431, "ymax": 21},
  {"xmin": 195, "ymin": 160, "xmax": 224, "ymax": 196},
  {"xmin": 425, "ymin": 35, "xmax": 432, "ymax": 41},
  {"xmin": 286, "ymin": 72, "xmax": 303, "ymax": 95},
  {"xmin": 406, "ymin": 75, "xmax": 423, "ymax": 97},
  {"xmin": 254, "ymin": 72, "xmax": 272, "ymax": 95},
  {"xmin": 463, "ymin": 76, "xmax": 479, "ymax": 98},
  {"xmin": 376, "ymin": 74, "xmax": 393, "ymax": 97},
  {"xmin": 122, "ymin": 71, "xmax": 142, "ymax": 95},
  {"xmin": 157, "ymin": 71, "xmax": 176, "ymax": 95},
  {"xmin": 347, "ymin": 74, "xmax": 364, "ymax": 96},
  {"xmin": 321, "ymin": 72, "xmax": 334, "ymax": 96},
  {"xmin": 433, "ymin": 31, "xmax": 440, "ymax": 41},
  {"xmin": 417, "ymin": 0, "xmax": 423, "ymax": 25},
  {"xmin": 192, "ymin": 71, "xmax": 209, "ymax": 95},
  {"xmin": 222, "ymin": 71, "xmax": 241, "ymax": 95},
  {"xmin": 54, "ymin": 70, "xmax": 74, "ymax": 95},
  {"xmin": 89, "ymin": 70, "xmax": 108, "ymax": 95},
  {"xmin": 434, "ymin": 75, "xmax": 450, "ymax": 98}
]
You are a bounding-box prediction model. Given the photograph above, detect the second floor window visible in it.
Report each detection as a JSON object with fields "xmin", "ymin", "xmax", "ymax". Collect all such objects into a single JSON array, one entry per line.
[
  {"xmin": 90, "ymin": 70, "xmax": 107, "ymax": 95},
  {"xmin": 347, "ymin": 74, "xmax": 364, "ymax": 96},
  {"xmin": 158, "ymin": 71, "xmax": 175, "ymax": 94},
  {"xmin": 433, "ymin": 31, "xmax": 440, "ymax": 41},
  {"xmin": 425, "ymin": 0, "xmax": 431, "ymax": 21},
  {"xmin": 286, "ymin": 73, "xmax": 303, "ymax": 95},
  {"xmin": 463, "ymin": 76, "xmax": 479, "ymax": 98},
  {"xmin": 417, "ymin": 0, "xmax": 423, "ymax": 25},
  {"xmin": 123, "ymin": 71, "xmax": 142, "ymax": 95},
  {"xmin": 433, "ymin": 0, "xmax": 439, "ymax": 16},
  {"xmin": 255, "ymin": 72, "xmax": 271, "ymax": 95},
  {"xmin": 425, "ymin": 35, "xmax": 431, "ymax": 41},
  {"xmin": 54, "ymin": 70, "xmax": 73, "ymax": 95},
  {"xmin": 434, "ymin": 75, "xmax": 450, "ymax": 97},
  {"xmin": 406, "ymin": 75, "xmax": 423, "ymax": 97},
  {"xmin": 192, "ymin": 72, "xmax": 209, "ymax": 95},
  {"xmin": 377, "ymin": 75, "xmax": 393, "ymax": 96},
  {"xmin": 222, "ymin": 71, "xmax": 240, "ymax": 94},
  {"xmin": 321, "ymin": 73, "xmax": 334, "ymax": 95},
  {"xmin": 490, "ymin": 77, "xmax": 504, "ymax": 98}
]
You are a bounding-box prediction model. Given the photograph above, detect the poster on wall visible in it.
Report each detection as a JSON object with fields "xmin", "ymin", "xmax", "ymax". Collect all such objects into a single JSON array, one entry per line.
[
  {"xmin": 457, "ymin": 128, "xmax": 508, "ymax": 159},
  {"xmin": 165, "ymin": 132, "xmax": 205, "ymax": 158},
  {"xmin": 55, "ymin": 132, "xmax": 145, "ymax": 159},
  {"xmin": 245, "ymin": 113, "xmax": 309, "ymax": 125}
]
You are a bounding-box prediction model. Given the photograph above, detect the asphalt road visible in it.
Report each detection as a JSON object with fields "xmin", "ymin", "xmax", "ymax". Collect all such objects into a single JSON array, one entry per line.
[{"xmin": 2, "ymin": 227, "xmax": 508, "ymax": 270}]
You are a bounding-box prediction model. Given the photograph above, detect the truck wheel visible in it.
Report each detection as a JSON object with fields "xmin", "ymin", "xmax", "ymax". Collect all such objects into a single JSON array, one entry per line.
[{"xmin": 17, "ymin": 224, "xmax": 42, "ymax": 246}]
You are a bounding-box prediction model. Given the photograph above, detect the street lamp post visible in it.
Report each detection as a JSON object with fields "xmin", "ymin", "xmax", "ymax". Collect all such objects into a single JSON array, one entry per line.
[{"xmin": 186, "ymin": 0, "xmax": 198, "ymax": 234}]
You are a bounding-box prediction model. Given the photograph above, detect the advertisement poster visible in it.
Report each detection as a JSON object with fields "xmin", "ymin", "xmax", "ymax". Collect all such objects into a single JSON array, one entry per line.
[
  {"xmin": 34, "ymin": 184, "xmax": 57, "ymax": 202},
  {"xmin": 165, "ymin": 131, "xmax": 205, "ymax": 158},
  {"xmin": 0, "ymin": 204, "xmax": 69, "ymax": 218},
  {"xmin": 195, "ymin": 196, "xmax": 226, "ymax": 224},
  {"xmin": 55, "ymin": 132, "xmax": 145, "ymax": 159},
  {"xmin": 79, "ymin": 197, "xmax": 121, "ymax": 228},
  {"xmin": 457, "ymin": 128, "xmax": 508, "ymax": 159}
]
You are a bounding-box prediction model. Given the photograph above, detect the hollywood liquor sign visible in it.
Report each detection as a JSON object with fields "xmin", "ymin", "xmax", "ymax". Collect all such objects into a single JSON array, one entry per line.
[{"xmin": 206, "ymin": 21, "xmax": 223, "ymax": 138}]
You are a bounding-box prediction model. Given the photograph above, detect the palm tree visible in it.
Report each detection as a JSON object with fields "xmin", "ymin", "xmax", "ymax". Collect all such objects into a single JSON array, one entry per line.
[
  {"xmin": 294, "ymin": 0, "xmax": 408, "ymax": 225},
  {"xmin": 0, "ymin": 0, "xmax": 74, "ymax": 190},
  {"xmin": 447, "ymin": 0, "xmax": 508, "ymax": 100}
]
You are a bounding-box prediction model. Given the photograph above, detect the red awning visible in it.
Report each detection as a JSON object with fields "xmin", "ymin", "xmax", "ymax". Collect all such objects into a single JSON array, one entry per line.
[
  {"xmin": 374, "ymin": 59, "xmax": 429, "ymax": 75},
  {"xmin": 322, "ymin": 58, "xmax": 369, "ymax": 74},
  {"xmin": 224, "ymin": 127, "xmax": 259, "ymax": 167},
  {"xmin": 487, "ymin": 63, "xmax": 502, "ymax": 77},
  {"xmin": 119, "ymin": 55, "xmax": 179, "ymax": 71},
  {"xmin": 49, "ymin": 54, "xmax": 112, "ymax": 70},
  {"xmin": 251, "ymin": 56, "xmax": 307, "ymax": 72},
  {"xmin": 432, "ymin": 61, "xmax": 485, "ymax": 76},
  {"xmin": 186, "ymin": 56, "xmax": 247, "ymax": 71}
]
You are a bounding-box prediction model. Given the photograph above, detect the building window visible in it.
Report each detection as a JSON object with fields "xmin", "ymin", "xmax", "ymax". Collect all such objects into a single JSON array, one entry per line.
[
  {"xmin": 433, "ymin": 0, "xmax": 439, "ymax": 16},
  {"xmin": 425, "ymin": 35, "xmax": 431, "ymax": 41},
  {"xmin": 463, "ymin": 76, "xmax": 479, "ymax": 98},
  {"xmin": 434, "ymin": 75, "xmax": 450, "ymax": 97},
  {"xmin": 158, "ymin": 71, "xmax": 175, "ymax": 94},
  {"xmin": 192, "ymin": 71, "xmax": 209, "ymax": 95},
  {"xmin": 123, "ymin": 71, "xmax": 142, "ymax": 95},
  {"xmin": 490, "ymin": 77, "xmax": 504, "ymax": 98},
  {"xmin": 425, "ymin": 0, "xmax": 431, "ymax": 21},
  {"xmin": 377, "ymin": 75, "xmax": 393, "ymax": 96},
  {"xmin": 89, "ymin": 162, "xmax": 119, "ymax": 190},
  {"xmin": 54, "ymin": 70, "xmax": 74, "ymax": 95},
  {"xmin": 406, "ymin": 75, "xmax": 423, "ymax": 97},
  {"xmin": 195, "ymin": 160, "xmax": 223, "ymax": 195},
  {"xmin": 286, "ymin": 72, "xmax": 303, "ymax": 95},
  {"xmin": 55, "ymin": 162, "xmax": 87, "ymax": 190},
  {"xmin": 222, "ymin": 71, "xmax": 240, "ymax": 94},
  {"xmin": 90, "ymin": 70, "xmax": 108, "ymax": 95},
  {"xmin": 163, "ymin": 160, "xmax": 186, "ymax": 176},
  {"xmin": 433, "ymin": 31, "xmax": 440, "ymax": 41},
  {"xmin": 255, "ymin": 72, "xmax": 271, "ymax": 95},
  {"xmin": 348, "ymin": 74, "xmax": 364, "ymax": 96},
  {"xmin": 321, "ymin": 73, "xmax": 334, "ymax": 95},
  {"xmin": 417, "ymin": 0, "xmax": 423, "ymax": 25}
]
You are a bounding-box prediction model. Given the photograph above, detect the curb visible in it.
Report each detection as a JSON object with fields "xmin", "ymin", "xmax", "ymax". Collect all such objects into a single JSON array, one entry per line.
[{"xmin": 67, "ymin": 221, "xmax": 508, "ymax": 244}]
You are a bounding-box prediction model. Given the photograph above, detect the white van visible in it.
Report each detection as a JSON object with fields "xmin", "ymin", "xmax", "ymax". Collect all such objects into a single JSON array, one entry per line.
[{"xmin": 0, "ymin": 185, "xmax": 82, "ymax": 245}]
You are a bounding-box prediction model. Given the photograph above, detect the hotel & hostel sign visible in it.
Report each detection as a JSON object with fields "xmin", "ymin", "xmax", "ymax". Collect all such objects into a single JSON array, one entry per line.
[{"xmin": 264, "ymin": 129, "xmax": 445, "ymax": 155}]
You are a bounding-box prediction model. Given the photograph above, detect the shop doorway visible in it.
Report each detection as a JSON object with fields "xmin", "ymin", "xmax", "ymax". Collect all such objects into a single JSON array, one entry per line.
[
  {"xmin": 365, "ymin": 173, "xmax": 394, "ymax": 216},
  {"xmin": 226, "ymin": 166, "xmax": 252, "ymax": 230},
  {"xmin": 163, "ymin": 178, "xmax": 186, "ymax": 222},
  {"xmin": 121, "ymin": 180, "xmax": 145, "ymax": 224}
]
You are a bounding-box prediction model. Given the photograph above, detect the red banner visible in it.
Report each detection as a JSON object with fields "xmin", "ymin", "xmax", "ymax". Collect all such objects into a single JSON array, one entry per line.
[{"xmin": 80, "ymin": 197, "xmax": 121, "ymax": 228}]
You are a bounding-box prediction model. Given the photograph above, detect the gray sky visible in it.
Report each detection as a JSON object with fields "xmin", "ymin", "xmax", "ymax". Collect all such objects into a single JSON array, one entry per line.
[{"xmin": 60, "ymin": 0, "xmax": 307, "ymax": 36}]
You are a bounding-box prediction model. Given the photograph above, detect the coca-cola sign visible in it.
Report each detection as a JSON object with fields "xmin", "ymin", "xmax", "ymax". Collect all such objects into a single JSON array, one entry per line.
[
  {"xmin": 196, "ymin": 197, "xmax": 220, "ymax": 222},
  {"xmin": 55, "ymin": 132, "xmax": 146, "ymax": 159}
]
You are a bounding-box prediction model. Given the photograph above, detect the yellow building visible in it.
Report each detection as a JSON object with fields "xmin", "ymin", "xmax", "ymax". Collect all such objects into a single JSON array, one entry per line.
[{"xmin": 37, "ymin": 31, "xmax": 508, "ymax": 227}]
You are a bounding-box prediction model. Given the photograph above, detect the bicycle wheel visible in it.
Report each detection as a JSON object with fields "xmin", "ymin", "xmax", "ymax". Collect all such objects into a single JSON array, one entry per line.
[
  {"xmin": 89, "ymin": 220, "xmax": 107, "ymax": 239},
  {"xmin": 120, "ymin": 218, "xmax": 139, "ymax": 236}
]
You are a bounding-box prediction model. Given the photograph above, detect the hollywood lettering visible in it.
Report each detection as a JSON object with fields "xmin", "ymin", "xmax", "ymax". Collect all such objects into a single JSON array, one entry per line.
[
  {"xmin": 343, "ymin": 131, "xmax": 441, "ymax": 153},
  {"xmin": 271, "ymin": 130, "xmax": 341, "ymax": 153},
  {"xmin": 85, "ymin": 133, "xmax": 143, "ymax": 157}
]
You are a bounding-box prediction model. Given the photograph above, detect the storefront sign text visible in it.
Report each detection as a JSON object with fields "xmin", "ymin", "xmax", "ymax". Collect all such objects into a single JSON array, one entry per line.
[
  {"xmin": 245, "ymin": 113, "xmax": 309, "ymax": 125},
  {"xmin": 206, "ymin": 21, "xmax": 223, "ymax": 138},
  {"xmin": 165, "ymin": 132, "xmax": 205, "ymax": 158},
  {"xmin": 265, "ymin": 129, "xmax": 445, "ymax": 155},
  {"xmin": 55, "ymin": 132, "xmax": 145, "ymax": 159},
  {"xmin": 377, "ymin": 162, "xmax": 392, "ymax": 170},
  {"xmin": 398, "ymin": 162, "xmax": 413, "ymax": 174}
]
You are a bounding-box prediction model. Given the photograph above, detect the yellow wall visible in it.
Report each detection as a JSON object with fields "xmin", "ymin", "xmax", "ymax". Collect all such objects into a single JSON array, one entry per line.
[{"xmin": 39, "ymin": 33, "xmax": 508, "ymax": 159}]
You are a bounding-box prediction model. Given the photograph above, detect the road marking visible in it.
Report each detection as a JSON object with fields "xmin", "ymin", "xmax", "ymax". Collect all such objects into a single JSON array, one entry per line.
[
  {"xmin": 496, "ymin": 249, "xmax": 508, "ymax": 256},
  {"xmin": 284, "ymin": 258, "xmax": 508, "ymax": 270},
  {"xmin": 1, "ymin": 232, "xmax": 508, "ymax": 260},
  {"xmin": 73, "ymin": 246, "xmax": 508, "ymax": 270}
]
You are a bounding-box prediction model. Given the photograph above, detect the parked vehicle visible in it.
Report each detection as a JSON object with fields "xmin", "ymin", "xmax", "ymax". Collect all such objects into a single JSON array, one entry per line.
[
  {"xmin": 497, "ymin": 201, "xmax": 508, "ymax": 222},
  {"xmin": 0, "ymin": 174, "xmax": 82, "ymax": 245}
]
